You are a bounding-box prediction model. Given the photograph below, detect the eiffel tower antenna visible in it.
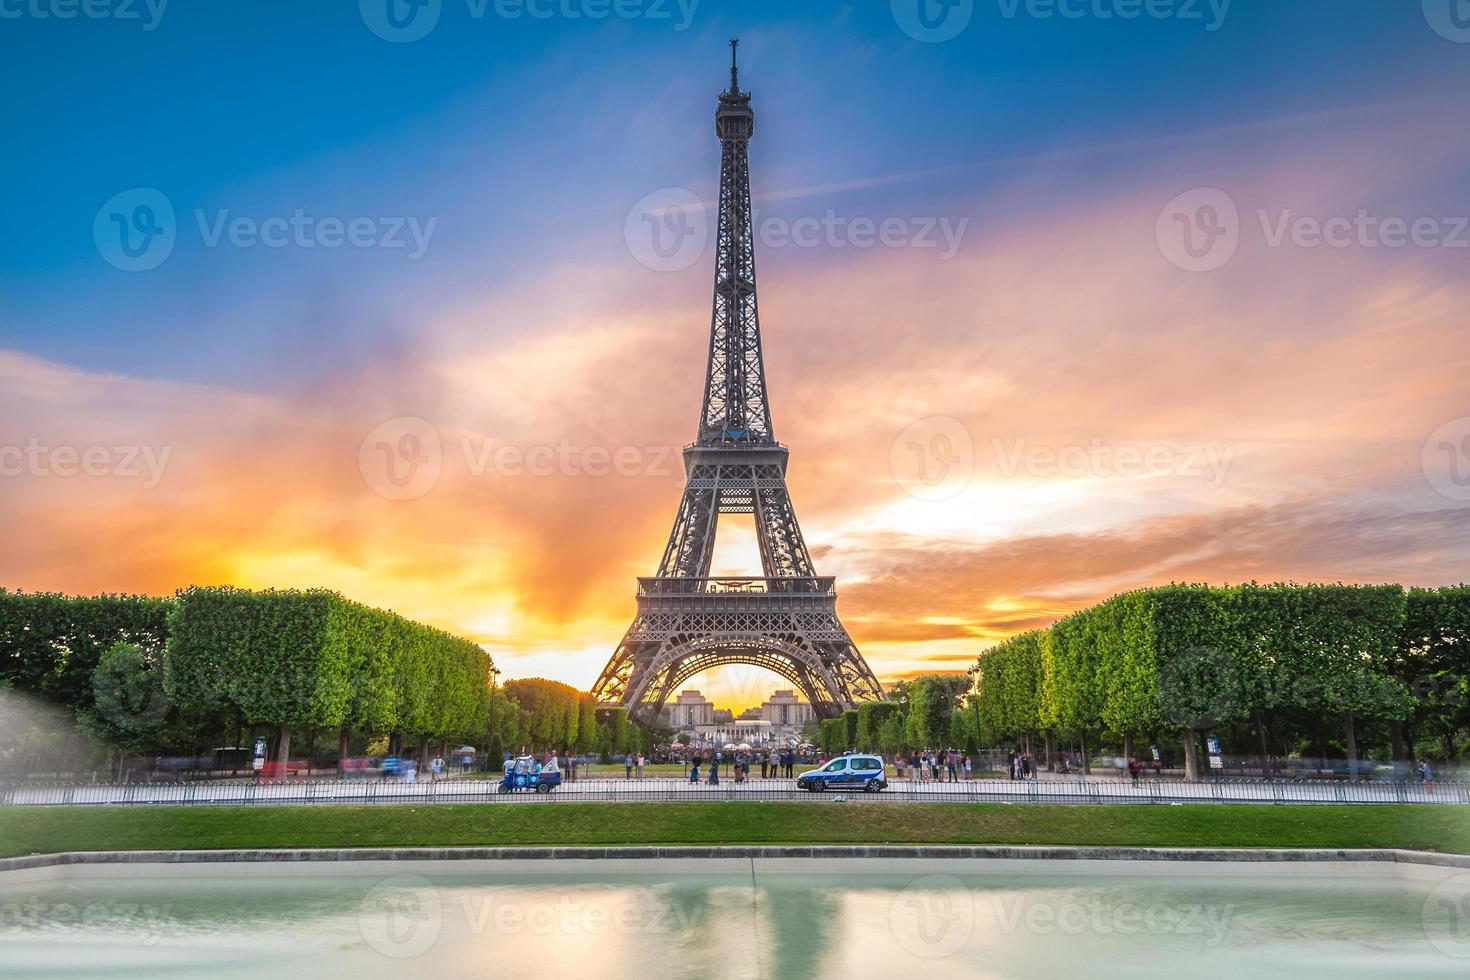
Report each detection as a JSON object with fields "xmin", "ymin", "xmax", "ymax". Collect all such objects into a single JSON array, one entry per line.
[{"xmin": 593, "ymin": 45, "xmax": 886, "ymax": 726}]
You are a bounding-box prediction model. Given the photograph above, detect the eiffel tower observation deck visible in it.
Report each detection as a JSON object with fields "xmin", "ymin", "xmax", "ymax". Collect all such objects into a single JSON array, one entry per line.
[{"xmin": 592, "ymin": 42, "xmax": 887, "ymax": 726}]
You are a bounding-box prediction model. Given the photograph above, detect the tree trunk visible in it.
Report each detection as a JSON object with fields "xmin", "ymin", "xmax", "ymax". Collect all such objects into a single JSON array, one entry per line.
[
  {"xmin": 276, "ymin": 724, "xmax": 292, "ymax": 774},
  {"xmin": 339, "ymin": 728, "xmax": 350, "ymax": 771},
  {"xmin": 1182, "ymin": 728, "xmax": 1202, "ymax": 781},
  {"xmin": 1255, "ymin": 709, "xmax": 1272, "ymax": 777},
  {"xmin": 1388, "ymin": 720, "xmax": 1406, "ymax": 764},
  {"xmin": 1343, "ymin": 711, "xmax": 1358, "ymax": 777},
  {"xmin": 1045, "ymin": 730, "xmax": 1056, "ymax": 771},
  {"xmin": 1122, "ymin": 733, "xmax": 1134, "ymax": 764},
  {"xmin": 1080, "ymin": 731, "xmax": 1091, "ymax": 775}
]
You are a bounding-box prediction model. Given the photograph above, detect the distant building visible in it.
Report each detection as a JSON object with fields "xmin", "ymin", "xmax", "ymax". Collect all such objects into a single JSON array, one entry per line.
[
  {"xmin": 669, "ymin": 690, "xmax": 714, "ymax": 728},
  {"xmin": 668, "ymin": 688, "xmax": 814, "ymax": 748},
  {"xmin": 760, "ymin": 690, "xmax": 814, "ymax": 729}
]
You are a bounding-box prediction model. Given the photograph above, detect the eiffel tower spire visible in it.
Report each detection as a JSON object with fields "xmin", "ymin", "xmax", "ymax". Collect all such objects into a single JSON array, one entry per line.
[
  {"xmin": 593, "ymin": 45, "xmax": 886, "ymax": 727},
  {"xmin": 699, "ymin": 37, "xmax": 771, "ymax": 447}
]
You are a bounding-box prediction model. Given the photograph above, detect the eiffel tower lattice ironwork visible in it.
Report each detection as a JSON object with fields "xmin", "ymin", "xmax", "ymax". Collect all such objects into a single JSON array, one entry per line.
[{"xmin": 592, "ymin": 41, "xmax": 887, "ymax": 726}]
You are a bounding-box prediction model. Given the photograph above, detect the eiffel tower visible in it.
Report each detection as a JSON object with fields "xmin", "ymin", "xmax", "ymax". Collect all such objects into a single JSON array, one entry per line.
[{"xmin": 593, "ymin": 41, "xmax": 887, "ymax": 726}]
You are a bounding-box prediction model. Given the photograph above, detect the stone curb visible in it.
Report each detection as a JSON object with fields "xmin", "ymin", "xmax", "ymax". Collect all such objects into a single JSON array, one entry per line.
[{"xmin": 3, "ymin": 845, "xmax": 1469, "ymax": 875}]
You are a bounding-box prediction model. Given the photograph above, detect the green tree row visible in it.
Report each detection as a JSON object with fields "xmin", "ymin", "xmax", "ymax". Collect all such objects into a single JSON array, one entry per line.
[
  {"xmin": 816, "ymin": 676, "xmax": 976, "ymax": 758},
  {"xmin": 972, "ymin": 583, "xmax": 1469, "ymax": 779}
]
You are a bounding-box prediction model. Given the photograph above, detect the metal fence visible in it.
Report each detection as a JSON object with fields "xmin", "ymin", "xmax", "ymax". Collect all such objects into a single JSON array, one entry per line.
[{"xmin": 2, "ymin": 776, "xmax": 1465, "ymax": 808}]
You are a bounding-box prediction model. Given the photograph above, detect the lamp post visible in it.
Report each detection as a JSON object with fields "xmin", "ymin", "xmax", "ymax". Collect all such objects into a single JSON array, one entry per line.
[{"xmin": 486, "ymin": 665, "xmax": 502, "ymax": 772}]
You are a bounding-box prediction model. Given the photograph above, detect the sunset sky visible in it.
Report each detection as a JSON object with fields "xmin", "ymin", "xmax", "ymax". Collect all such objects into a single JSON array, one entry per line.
[{"xmin": 3, "ymin": 2, "xmax": 1469, "ymax": 710}]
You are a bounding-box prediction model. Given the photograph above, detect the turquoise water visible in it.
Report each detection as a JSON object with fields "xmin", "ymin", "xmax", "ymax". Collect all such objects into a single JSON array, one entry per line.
[{"xmin": 1, "ymin": 866, "xmax": 1465, "ymax": 978}]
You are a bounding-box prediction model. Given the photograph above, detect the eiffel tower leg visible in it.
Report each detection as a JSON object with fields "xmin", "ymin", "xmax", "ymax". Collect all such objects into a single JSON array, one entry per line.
[
  {"xmin": 753, "ymin": 483, "xmax": 815, "ymax": 579},
  {"xmin": 656, "ymin": 486, "xmax": 718, "ymax": 579}
]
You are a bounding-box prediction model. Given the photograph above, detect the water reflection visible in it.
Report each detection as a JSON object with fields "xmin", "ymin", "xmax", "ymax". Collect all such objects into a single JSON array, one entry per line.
[{"xmin": 0, "ymin": 866, "xmax": 1462, "ymax": 979}]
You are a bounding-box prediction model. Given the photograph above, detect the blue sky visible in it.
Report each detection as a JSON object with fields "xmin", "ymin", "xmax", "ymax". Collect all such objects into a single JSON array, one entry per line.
[{"xmin": 3, "ymin": 1, "xmax": 1464, "ymax": 383}]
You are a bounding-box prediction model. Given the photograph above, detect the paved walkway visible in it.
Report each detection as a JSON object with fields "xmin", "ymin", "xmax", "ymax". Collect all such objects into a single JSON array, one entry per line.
[{"xmin": 3, "ymin": 776, "xmax": 1462, "ymax": 807}]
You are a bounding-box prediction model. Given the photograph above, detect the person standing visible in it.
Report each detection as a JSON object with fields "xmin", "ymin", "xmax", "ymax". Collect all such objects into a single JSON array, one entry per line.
[
  {"xmin": 1419, "ymin": 758, "xmax": 1435, "ymax": 795},
  {"xmin": 946, "ymin": 751, "xmax": 958, "ymax": 783},
  {"xmin": 709, "ymin": 755, "xmax": 720, "ymax": 786},
  {"xmin": 689, "ymin": 756, "xmax": 701, "ymax": 783},
  {"xmin": 963, "ymin": 755, "xmax": 973, "ymax": 780},
  {"xmin": 636, "ymin": 753, "xmax": 645, "ymax": 780},
  {"xmin": 625, "ymin": 755, "xmax": 634, "ymax": 780}
]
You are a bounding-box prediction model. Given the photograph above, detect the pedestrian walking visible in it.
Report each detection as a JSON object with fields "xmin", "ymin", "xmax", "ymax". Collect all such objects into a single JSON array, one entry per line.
[
  {"xmin": 709, "ymin": 756, "xmax": 720, "ymax": 786},
  {"xmin": 625, "ymin": 755, "xmax": 633, "ymax": 779},
  {"xmin": 1419, "ymin": 758, "xmax": 1435, "ymax": 795}
]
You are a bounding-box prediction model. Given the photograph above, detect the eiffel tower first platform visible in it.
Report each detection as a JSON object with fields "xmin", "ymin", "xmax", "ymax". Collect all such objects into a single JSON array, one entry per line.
[{"xmin": 592, "ymin": 42, "xmax": 887, "ymax": 727}]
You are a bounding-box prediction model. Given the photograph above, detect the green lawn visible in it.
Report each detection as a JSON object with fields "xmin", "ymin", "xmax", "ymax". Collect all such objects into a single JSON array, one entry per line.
[{"xmin": 2, "ymin": 803, "xmax": 1467, "ymax": 858}]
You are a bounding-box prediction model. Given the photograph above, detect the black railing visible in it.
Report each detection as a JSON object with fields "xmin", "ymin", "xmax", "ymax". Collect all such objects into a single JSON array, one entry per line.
[
  {"xmin": 637, "ymin": 577, "xmax": 835, "ymax": 596},
  {"xmin": 2, "ymin": 776, "xmax": 1465, "ymax": 808}
]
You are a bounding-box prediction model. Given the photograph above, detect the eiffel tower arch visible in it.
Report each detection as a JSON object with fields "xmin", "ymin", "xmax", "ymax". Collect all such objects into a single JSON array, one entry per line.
[{"xmin": 593, "ymin": 41, "xmax": 887, "ymax": 727}]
